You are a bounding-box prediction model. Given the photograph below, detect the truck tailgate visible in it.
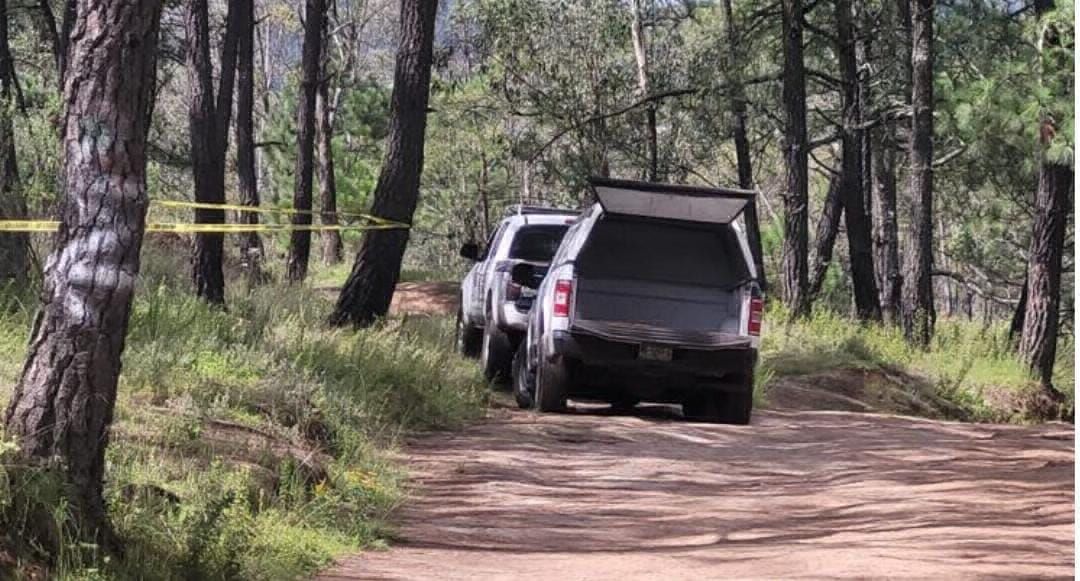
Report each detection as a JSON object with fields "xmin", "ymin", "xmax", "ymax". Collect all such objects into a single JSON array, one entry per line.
[{"xmin": 571, "ymin": 318, "xmax": 751, "ymax": 351}]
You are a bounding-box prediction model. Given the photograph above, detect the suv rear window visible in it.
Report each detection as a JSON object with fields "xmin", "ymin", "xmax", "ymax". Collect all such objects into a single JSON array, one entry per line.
[
  {"xmin": 576, "ymin": 216, "xmax": 751, "ymax": 287},
  {"xmin": 509, "ymin": 225, "xmax": 569, "ymax": 262}
]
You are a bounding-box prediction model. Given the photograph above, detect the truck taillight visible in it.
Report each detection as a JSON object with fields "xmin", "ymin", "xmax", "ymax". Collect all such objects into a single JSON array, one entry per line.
[
  {"xmin": 553, "ymin": 279, "xmax": 573, "ymax": 318},
  {"xmin": 748, "ymin": 297, "xmax": 763, "ymax": 336},
  {"xmin": 505, "ymin": 280, "xmax": 522, "ymax": 301}
]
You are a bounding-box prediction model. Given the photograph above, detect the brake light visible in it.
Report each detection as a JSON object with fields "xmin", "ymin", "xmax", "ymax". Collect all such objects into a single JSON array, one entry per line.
[
  {"xmin": 553, "ymin": 279, "xmax": 573, "ymax": 318},
  {"xmin": 748, "ymin": 297, "xmax": 763, "ymax": 336}
]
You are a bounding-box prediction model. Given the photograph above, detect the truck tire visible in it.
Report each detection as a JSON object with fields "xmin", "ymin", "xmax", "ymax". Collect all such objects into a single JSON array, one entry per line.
[
  {"xmin": 455, "ymin": 308, "xmax": 483, "ymax": 359},
  {"xmin": 512, "ymin": 343, "xmax": 534, "ymax": 409},
  {"xmin": 535, "ymin": 354, "xmax": 569, "ymax": 412},
  {"xmin": 716, "ymin": 372, "xmax": 754, "ymax": 425},
  {"xmin": 716, "ymin": 390, "xmax": 753, "ymax": 425},
  {"xmin": 481, "ymin": 323, "xmax": 513, "ymax": 384},
  {"xmin": 683, "ymin": 381, "xmax": 754, "ymax": 425}
]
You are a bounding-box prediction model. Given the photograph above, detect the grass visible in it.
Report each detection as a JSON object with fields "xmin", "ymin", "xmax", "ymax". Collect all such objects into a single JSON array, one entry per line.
[
  {"xmin": 307, "ymin": 260, "xmax": 456, "ymax": 290},
  {"xmin": 0, "ymin": 245, "xmax": 487, "ymax": 580},
  {"xmin": 757, "ymin": 303, "xmax": 1074, "ymax": 422}
]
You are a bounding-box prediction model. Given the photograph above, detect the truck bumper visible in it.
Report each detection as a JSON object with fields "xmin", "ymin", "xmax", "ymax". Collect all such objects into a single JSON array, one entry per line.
[{"xmin": 550, "ymin": 330, "xmax": 756, "ymax": 401}]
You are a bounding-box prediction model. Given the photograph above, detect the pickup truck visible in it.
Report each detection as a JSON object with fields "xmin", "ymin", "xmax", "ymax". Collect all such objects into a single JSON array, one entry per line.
[
  {"xmin": 457, "ymin": 205, "xmax": 577, "ymax": 382},
  {"xmin": 510, "ymin": 178, "xmax": 763, "ymax": 424}
]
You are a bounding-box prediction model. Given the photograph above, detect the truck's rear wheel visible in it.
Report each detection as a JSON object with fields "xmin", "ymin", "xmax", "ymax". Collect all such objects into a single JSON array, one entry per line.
[
  {"xmin": 481, "ymin": 324, "xmax": 513, "ymax": 384},
  {"xmin": 683, "ymin": 384, "xmax": 753, "ymax": 425},
  {"xmin": 455, "ymin": 308, "xmax": 482, "ymax": 359},
  {"xmin": 512, "ymin": 343, "xmax": 534, "ymax": 409},
  {"xmin": 535, "ymin": 354, "xmax": 568, "ymax": 413},
  {"xmin": 716, "ymin": 390, "xmax": 753, "ymax": 425}
]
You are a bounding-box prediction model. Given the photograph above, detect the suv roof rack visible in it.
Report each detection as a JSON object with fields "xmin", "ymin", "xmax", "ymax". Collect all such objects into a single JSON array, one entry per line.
[{"xmin": 503, "ymin": 204, "xmax": 579, "ymax": 217}]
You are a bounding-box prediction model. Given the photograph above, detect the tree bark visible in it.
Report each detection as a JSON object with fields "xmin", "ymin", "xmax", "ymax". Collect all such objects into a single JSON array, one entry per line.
[
  {"xmin": 900, "ymin": 0, "xmax": 934, "ymax": 347},
  {"xmin": 3, "ymin": 0, "xmax": 161, "ymax": 547},
  {"xmin": 721, "ymin": 0, "xmax": 767, "ymax": 293},
  {"xmin": 286, "ymin": 0, "xmax": 325, "ymax": 282},
  {"xmin": 836, "ymin": 0, "xmax": 880, "ymax": 321},
  {"xmin": 330, "ymin": 0, "xmax": 438, "ymax": 326},
  {"xmin": 1008, "ymin": 273, "xmax": 1027, "ymax": 346},
  {"xmin": 629, "ymin": 0, "xmax": 657, "ymax": 181},
  {"xmin": 235, "ymin": 0, "xmax": 264, "ymax": 281},
  {"xmin": 187, "ymin": 0, "xmax": 226, "ymax": 304},
  {"xmin": 0, "ymin": 0, "xmax": 26, "ymax": 284},
  {"xmin": 808, "ymin": 170, "xmax": 842, "ymax": 300},
  {"xmin": 872, "ymin": 124, "xmax": 902, "ymax": 324},
  {"xmin": 1019, "ymin": 163, "xmax": 1070, "ymax": 392},
  {"xmin": 781, "ymin": 0, "xmax": 810, "ymax": 318},
  {"xmin": 318, "ymin": 15, "xmax": 343, "ymax": 265}
]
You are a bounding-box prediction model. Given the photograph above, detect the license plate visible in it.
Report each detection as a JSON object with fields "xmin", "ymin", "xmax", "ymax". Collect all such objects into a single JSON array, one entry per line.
[
  {"xmin": 639, "ymin": 344, "xmax": 673, "ymax": 361},
  {"xmin": 521, "ymin": 287, "xmax": 537, "ymax": 298}
]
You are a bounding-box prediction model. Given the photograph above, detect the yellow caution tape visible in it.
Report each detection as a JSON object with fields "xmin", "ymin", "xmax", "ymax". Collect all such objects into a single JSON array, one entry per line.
[
  {"xmin": 152, "ymin": 199, "xmax": 407, "ymax": 227},
  {"xmin": 146, "ymin": 222, "xmax": 406, "ymax": 233},
  {"xmin": 0, "ymin": 199, "xmax": 411, "ymax": 233},
  {"xmin": 0, "ymin": 220, "xmax": 60, "ymax": 232},
  {"xmin": 0, "ymin": 221, "xmax": 407, "ymax": 233}
]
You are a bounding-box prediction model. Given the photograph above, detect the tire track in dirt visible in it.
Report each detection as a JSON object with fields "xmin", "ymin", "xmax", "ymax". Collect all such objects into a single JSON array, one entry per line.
[{"xmin": 320, "ymin": 403, "xmax": 1073, "ymax": 580}]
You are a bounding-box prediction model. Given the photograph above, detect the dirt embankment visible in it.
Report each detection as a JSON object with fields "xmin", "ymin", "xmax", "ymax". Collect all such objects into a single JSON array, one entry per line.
[{"xmin": 320, "ymin": 401, "xmax": 1073, "ymax": 580}]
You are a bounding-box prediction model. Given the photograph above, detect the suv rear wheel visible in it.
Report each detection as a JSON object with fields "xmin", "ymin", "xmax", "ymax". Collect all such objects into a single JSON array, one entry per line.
[
  {"xmin": 481, "ymin": 323, "xmax": 513, "ymax": 384},
  {"xmin": 535, "ymin": 353, "xmax": 569, "ymax": 412},
  {"xmin": 455, "ymin": 308, "xmax": 482, "ymax": 359},
  {"xmin": 716, "ymin": 390, "xmax": 753, "ymax": 425},
  {"xmin": 683, "ymin": 378, "xmax": 753, "ymax": 425}
]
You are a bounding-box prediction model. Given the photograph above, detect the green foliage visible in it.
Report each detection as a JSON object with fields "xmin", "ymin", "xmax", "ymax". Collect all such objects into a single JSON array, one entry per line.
[{"xmin": 0, "ymin": 246, "xmax": 486, "ymax": 579}]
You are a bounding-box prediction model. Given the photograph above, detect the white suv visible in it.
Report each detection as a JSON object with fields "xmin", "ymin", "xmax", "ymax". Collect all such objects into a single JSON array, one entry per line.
[
  {"xmin": 457, "ymin": 206, "xmax": 577, "ymax": 381},
  {"xmin": 511, "ymin": 178, "xmax": 763, "ymax": 424}
]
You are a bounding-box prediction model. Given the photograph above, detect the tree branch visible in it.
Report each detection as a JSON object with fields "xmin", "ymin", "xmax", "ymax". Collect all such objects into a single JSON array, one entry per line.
[
  {"xmin": 528, "ymin": 87, "xmax": 698, "ymax": 162},
  {"xmin": 932, "ymin": 270, "xmax": 1020, "ymax": 305}
]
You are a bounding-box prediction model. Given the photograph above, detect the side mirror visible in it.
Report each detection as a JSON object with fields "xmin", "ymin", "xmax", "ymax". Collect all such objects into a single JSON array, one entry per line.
[
  {"xmin": 511, "ymin": 263, "xmax": 539, "ymax": 289},
  {"xmin": 459, "ymin": 242, "xmax": 480, "ymax": 261}
]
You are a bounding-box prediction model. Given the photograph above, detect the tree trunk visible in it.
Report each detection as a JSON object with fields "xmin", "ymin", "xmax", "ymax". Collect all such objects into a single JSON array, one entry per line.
[
  {"xmin": 808, "ymin": 170, "xmax": 842, "ymax": 299},
  {"xmin": 721, "ymin": 0, "xmax": 767, "ymax": 293},
  {"xmin": 330, "ymin": 0, "xmax": 438, "ymax": 326},
  {"xmin": 0, "ymin": 0, "xmax": 26, "ymax": 284},
  {"xmin": 3, "ymin": 0, "xmax": 161, "ymax": 547},
  {"xmin": 900, "ymin": 0, "xmax": 934, "ymax": 347},
  {"xmin": 1019, "ymin": 163, "xmax": 1070, "ymax": 393},
  {"xmin": 836, "ymin": 0, "xmax": 880, "ymax": 321},
  {"xmin": 235, "ymin": 0, "xmax": 264, "ymax": 282},
  {"xmin": 1016, "ymin": 0, "xmax": 1070, "ymax": 401},
  {"xmin": 217, "ymin": 0, "xmax": 241, "ymax": 145},
  {"xmin": 780, "ymin": 0, "xmax": 810, "ymax": 318},
  {"xmin": 35, "ymin": 0, "xmax": 76, "ymax": 84},
  {"xmin": 1008, "ymin": 273, "xmax": 1027, "ymax": 346},
  {"xmin": 286, "ymin": 0, "xmax": 325, "ymax": 282},
  {"xmin": 629, "ymin": 0, "xmax": 657, "ymax": 181},
  {"xmin": 872, "ymin": 125, "xmax": 902, "ymax": 324},
  {"xmin": 318, "ymin": 16, "xmax": 343, "ymax": 265},
  {"xmin": 187, "ymin": 0, "xmax": 226, "ymax": 304}
]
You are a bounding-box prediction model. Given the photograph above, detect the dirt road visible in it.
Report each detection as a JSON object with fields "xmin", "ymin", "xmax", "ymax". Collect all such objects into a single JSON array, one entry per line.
[{"xmin": 320, "ymin": 402, "xmax": 1073, "ymax": 580}]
